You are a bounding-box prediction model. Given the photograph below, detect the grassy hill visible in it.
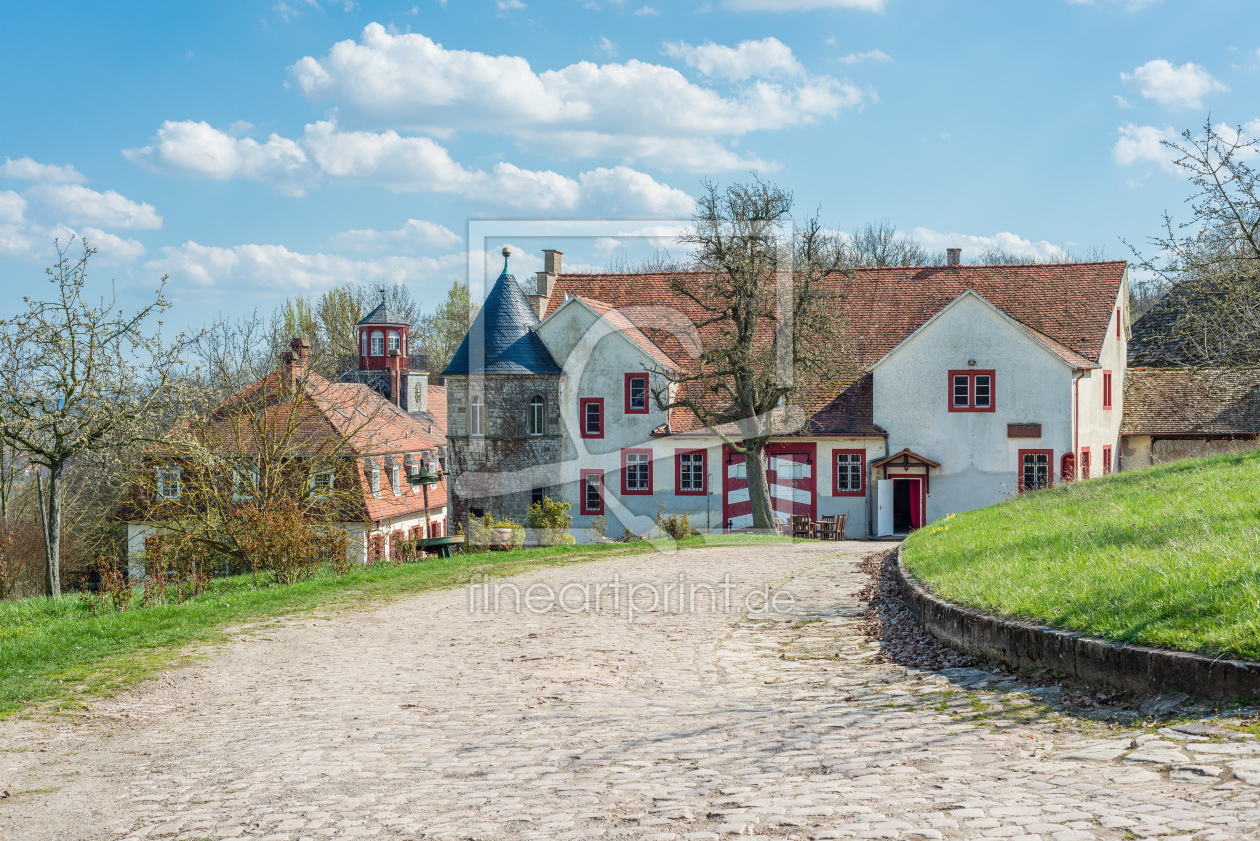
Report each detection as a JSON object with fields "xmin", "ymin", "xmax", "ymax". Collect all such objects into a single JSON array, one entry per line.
[{"xmin": 902, "ymin": 449, "xmax": 1260, "ymax": 661}]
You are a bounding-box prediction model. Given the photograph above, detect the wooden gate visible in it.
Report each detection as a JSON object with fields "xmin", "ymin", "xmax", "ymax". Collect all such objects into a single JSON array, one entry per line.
[{"xmin": 722, "ymin": 444, "xmax": 816, "ymax": 531}]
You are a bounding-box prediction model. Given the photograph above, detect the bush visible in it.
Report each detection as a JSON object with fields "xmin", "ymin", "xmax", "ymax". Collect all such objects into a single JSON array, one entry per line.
[
  {"xmin": 139, "ymin": 532, "xmax": 212, "ymax": 605},
  {"xmin": 527, "ymin": 496, "xmax": 574, "ymax": 546},
  {"xmin": 466, "ymin": 513, "xmax": 526, "ymax": 552},
  {"xmin": 227, "ymin": 498, "xmax": 348, "ymax": 585},
  {"xmin": 654, "ymin": 505, "xmax": 691, "ymax": 542}
]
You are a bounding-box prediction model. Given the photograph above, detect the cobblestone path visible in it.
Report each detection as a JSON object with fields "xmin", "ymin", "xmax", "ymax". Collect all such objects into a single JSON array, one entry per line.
[{"xmin": 3, "ymin": 542, "xmax": 1259, "ymax": 841}]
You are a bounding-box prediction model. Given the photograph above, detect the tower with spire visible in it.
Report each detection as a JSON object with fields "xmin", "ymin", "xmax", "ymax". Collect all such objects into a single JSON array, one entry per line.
[
  {"xmin": 339, "ymin": 293, "xmax": 432, "ymax": 414},
  {"xmin": 441, "ymin": 247, "xmax": 563, "ymax": 524}
]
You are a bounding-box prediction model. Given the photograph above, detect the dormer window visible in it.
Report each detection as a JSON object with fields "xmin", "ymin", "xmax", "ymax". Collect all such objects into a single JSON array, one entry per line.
[{"xmin": 370, "ymin": 331, "xmax": 385, "ymax": 356}]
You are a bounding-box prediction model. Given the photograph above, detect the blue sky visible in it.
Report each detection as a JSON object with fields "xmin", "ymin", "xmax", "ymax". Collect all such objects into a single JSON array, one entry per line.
[{"xmin": 1, "ymin": 0, "xmax": 1256, "ymax": 333}]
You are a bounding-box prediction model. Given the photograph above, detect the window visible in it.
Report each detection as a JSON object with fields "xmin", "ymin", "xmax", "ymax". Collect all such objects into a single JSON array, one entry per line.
[
  {"xmin": 387, "ymin": 330, "xmax": 400, "ymax": 352},
  {"xmin": 469, "ymin": 395, "xmax": 485, "ymax": 436},
  {"xmin": 532, "ymin": 486, "xmax": 546, "ymax": 507},
  {"xmin": 370, "ymin": 331, "xmax": 385, "ymax": 356},
  {"xmin": 528, "ymin": 395, "xmax": 545, "ymax": 436},
  {"xmin": 833, "ymin": 449, "xmax": 865, "ymax": 496},
  {"xmin": 675, "ymin": 450, "xmax": 706, "ymax": 495},
  {"xmin": 156, "ymin": 466, "xmax": 182, "ymax": 500},
  {"xmin": 367, "ymin": 461, "xmax": 381, "ymax": 498},
  {"xmin": 1116, "ymin": 307, "xmax": 1122, "ymax": 340},
  {"xmin": 624, "ymin": 373, "xmax": 648, "ymax": 414},
  {"xmin": 388, "ymin": 462, "xmax": 401, "ymax": 495},
  {"xmin": 1103, "ymin": 445, "xmax": 1113, "ymax": 475},
  {"xmin": 1019, "ymin": 450, "xmax": 1052, "ymax": 492},
  {"xmin": 360, "ymin": 331, "xmax": 367, "ymax": 356},
  {"xmin": 580, "ymin": 470, "xmax": 604, "ymax": 514},
  {"xmin": 580, "ymin": 398, "xmax": 603, "ymax": 439},
  {"xmin": 622, "ymin": 449, "xmax": 652, "ymax": 494},
  {"xmin": 1102, "ymin": 370, "xmax": 1113, "ymax": 410},
  {"xmin": 1080, "ymin": 447, "xmax": 1091, "ymax": 480},
  {"xmin": 948, "ymin": 370, "xmax": 996, "ymax": 412}
]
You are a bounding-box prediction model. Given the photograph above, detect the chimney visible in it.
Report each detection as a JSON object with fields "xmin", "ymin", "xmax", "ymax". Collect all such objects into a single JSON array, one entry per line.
[
  {"xmin": 946, "ymin": 247, "xmax": 962, "ymax": 267},
  {"xmin": 387, "ymin": 349, "xmax": 402, "ymax": 407},
  {"xmin": 281, "ymin": 337, "xmax": 310, "ymax": 399},
  {"xmin": 544, "ymin": 249, "xmax": 562, "ymax": 275},
  {"xmin": 527, "ymin": 249, "xmax": 563, "ymax": 319}
]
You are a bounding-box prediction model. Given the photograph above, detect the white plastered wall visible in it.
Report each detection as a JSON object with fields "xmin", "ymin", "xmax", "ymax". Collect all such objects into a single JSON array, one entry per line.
[
  {"xmin": 1077, "ymin": 274, "xmax": 1129, "ymax": 476},
  {"xmin": 871, "ymin": 293, "xmax": 1076, "ymax": 524}
]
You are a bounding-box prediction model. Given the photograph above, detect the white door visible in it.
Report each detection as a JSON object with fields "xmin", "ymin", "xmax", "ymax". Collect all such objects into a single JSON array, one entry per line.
[{"xmin": 876, "ymin": 479, "xmax": 894, "ymax": 536}]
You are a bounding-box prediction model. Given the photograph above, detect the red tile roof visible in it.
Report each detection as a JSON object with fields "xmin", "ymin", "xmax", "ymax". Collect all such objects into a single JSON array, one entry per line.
[
  {"xmin": 1121, "ymin": 368, "xmax": 1260, "ymax": 435},
  {"xmin": 547, "ymin": 262, "xmax": 1126, "ymax": 435}
]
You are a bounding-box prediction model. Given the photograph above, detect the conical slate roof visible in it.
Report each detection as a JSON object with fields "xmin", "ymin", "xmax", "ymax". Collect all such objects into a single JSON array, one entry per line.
[
  {"xmin": 442, "ymin": 255, "xmax": 561, "ymax": 376},
  {"xmin": 359, "ymin": 300, "xmax": 409, "ymax": 325}
]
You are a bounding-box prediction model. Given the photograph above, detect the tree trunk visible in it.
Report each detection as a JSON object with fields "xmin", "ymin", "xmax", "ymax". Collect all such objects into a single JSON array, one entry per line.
[
  {"xmin": 742, "ymin": 444, "xmax": 777, "ymax": 532},
  {"xmin": 41, "ymin": 463, "xmax": 64, "ymax": 598}
]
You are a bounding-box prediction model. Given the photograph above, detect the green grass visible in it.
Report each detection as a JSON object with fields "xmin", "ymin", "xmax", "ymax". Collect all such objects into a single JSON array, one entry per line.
[
  {"xmin": 902, "ymin": 449, "xmax": 1260, "ymax": 660},
  {"xmin": 0, "ymin": 532, "xmax": 792, "ymax": 717}
]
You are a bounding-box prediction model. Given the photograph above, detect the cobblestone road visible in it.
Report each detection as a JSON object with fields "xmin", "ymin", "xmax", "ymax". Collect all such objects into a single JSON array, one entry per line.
[{"xmin": 3, "ymin": 542, "xmax": 1259, "ymax": 841}]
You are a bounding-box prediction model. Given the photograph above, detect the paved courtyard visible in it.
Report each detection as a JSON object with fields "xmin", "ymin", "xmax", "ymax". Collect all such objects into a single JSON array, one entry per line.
[{"xmin": 3, "ymin": 542, "xmax": 1259, "ymax": 841}]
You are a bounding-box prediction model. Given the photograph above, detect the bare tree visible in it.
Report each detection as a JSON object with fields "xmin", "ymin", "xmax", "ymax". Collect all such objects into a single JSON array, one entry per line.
[
  {"xmin": 652, "ymin": 177, "xmax": 850, "ymax": 531},
  {"xmin": 1126, "ymin": 119, "xmax": 1260, "ymax": 367},
  {"xmin": 0, "ymin": 239, "xmax": 193, "ymax": 596},
  {"xmin": 414, "ymin": 280, "xmax": 478, "ymax": 374},
  {"xmin": 841, "ymin": 220, "xmax": 936, "ymax": 267}
]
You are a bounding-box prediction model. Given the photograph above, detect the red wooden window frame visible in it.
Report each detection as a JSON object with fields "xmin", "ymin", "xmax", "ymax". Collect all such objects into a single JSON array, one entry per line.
[
  {"xmin": 1080, "ymin": 447, "xmax": 1091, "ymax": 480},
  {"xmin": 579, "ymin": 398, "xmax": 604, "ymax": 439},
  {"xmin": 1102, "ymin": 445, "xmax": 1113, "ymax": 475},
  {"xmin": 1102, "ymin": 370, "xmax": 1113, "ymax": 410},
  {"xmin": 1018, "ymin": 449, "xmax": 1054, "ymax": 493},
  {"xmin": 624, "ymin": 373, "xmax": 649, "ymax": 414},
  {"xmin": 832, "ymin": 448, "xmax": 865, "ymax": 497},
  {"xmin": 580, "ymin": 469, "xmax": 604, "ymax": 514},
  {"xmin": 948, "ymin": 369, "xmax": 996, "ymax": 413},
  {"xmin": 621, "ymin": 448, "xmax": 653, "ymax": 495},
  {"xmin": 675, "ymin": 449, "xmax": 706, "ymax": 496},
  {"xmin": 1060, "ymin": 452, "xmax": 1076, "ymax": 483}
]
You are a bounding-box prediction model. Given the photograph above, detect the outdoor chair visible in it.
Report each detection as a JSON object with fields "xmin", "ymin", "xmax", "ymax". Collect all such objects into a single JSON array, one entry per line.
[{"xmin": 791, "ymin": 515, "xmax": 814, "ymax": 539}]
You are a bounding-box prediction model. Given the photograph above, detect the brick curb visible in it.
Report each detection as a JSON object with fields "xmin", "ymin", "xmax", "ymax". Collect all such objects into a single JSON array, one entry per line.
[{"xmin": 894, "ymin": 551, "xmax": 1260, "ymax": 702}]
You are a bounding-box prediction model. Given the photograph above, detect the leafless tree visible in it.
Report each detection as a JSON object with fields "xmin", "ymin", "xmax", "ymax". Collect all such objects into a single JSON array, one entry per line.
[
  {"xmin": 841, "ymin": 220, "xmax": 936, "ymax": 267},
  {"xmin": 1125, "ymin": 118, "xmax": 1260, "ymax": 367},
  {"xmin": 0, "ymin": 239, "xmax": 197, "ymax": 596},
  {"xmin": 413, "ymin": 280, "xmax": 478, "ymax": 375},
  {"xmin": 652, "ymin": 177, "xmax": 851, "ymax": 531}
]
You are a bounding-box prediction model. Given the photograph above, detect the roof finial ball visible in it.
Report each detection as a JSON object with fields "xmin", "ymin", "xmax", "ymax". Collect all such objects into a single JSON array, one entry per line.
[{"xmin": 501, "ymin": 245, "xmax": 512, "ymax": 273}]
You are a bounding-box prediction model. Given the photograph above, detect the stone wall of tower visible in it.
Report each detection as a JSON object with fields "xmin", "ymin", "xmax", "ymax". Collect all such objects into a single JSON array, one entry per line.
[{"xmin": 445, "ymin": 373, "xmax": 563, "ymax": 526}]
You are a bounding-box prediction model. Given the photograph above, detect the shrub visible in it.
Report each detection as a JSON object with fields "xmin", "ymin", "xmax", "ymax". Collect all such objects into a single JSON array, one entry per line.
[
  {"xmin": 527, "ymin": 497, "xmax": 574, "ymax": 546},
  {"xmin": 227, "ymin": 498, "xmax": 347, "ymax": 586},
  {"xmin": 587, "ymin": 515, "xmax": 608, "ymax": 542},
  {"xmin": 466, "ymin": 513, "xmax": 525, "ymax": 552},
  {"xmin": 140, "ymin": 531, "xmax": 212, "ymax": 605},
  {"xmin": 654, "ymin": 504, "xmax": 691, "ymax": 542}
]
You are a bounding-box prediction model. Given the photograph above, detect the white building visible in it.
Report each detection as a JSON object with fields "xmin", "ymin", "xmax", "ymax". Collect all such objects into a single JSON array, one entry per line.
[{"xmin": 443, "ymin": 251, "xmax": 1129, "ymax": 538}]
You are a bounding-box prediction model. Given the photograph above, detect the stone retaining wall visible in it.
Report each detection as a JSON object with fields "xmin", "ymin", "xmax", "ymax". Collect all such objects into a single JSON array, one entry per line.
[{"xmin": 894, "ymin": 552, "xmax": 1260, "ymax": 702}]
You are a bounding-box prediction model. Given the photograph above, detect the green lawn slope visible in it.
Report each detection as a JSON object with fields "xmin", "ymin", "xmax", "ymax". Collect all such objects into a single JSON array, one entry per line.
[{"xmin": 902, "ymin": 449, "xmax": 1260, "ymax": 661}]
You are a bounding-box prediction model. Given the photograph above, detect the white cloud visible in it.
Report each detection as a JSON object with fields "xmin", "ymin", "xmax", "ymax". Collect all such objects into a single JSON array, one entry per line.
[
  {"xmin": 497, "ymin": 0, "xmax": 525, "ymax": 9},
  {"xmin": 517, "ymin": 131, "xmax": 773, "ymax": 171},
  {"xmin": 286, "ymin": 24, "xmax": 867, "ymax": 170},
  {"xmin": 79, "ymin": 227, "xmax": 146, "ymax": 264},
  {"xmin": 634, "ymin": 5, "xmax": 659, "ymax": 14},
  {"xmin": 24, "ymin": 183, "xmax": 162, "ymax": 230},
  {"xmin": 0, "ymin": 157, "xmax": 87, "ymax": 184},
  {"xmin": 1067, "ymin": 0, "xmax": 1161, "ymax": 8},
  {"xmin": 836, "ymin": 49, "xmax": 892, "ymax": 65},
  {"xmin": 127, "ymin": 118, "xmax": 695, "ymax": 215},
  {"xmin": 1112, "ymin": 123, "xmax": 1179, "ymax": 172},
  {"xmin": 1120, "ymin": 59, "xmax": 1228, "ymax": 109},
  {"xmin": 124, "ymin": 120, "xmax": 317, "ymax": 196},
  {"xmin": 722, "ymin": 0, "xmax": 885, "ymax": 10},
  {"xmin": 597, "ymin": 36, "xmax": 618, "ymax": 58},
  {"xmin": 147, "ymin": 241, "xmax": 464, "ymax": 292},
  {"xmin": 0, "ymin": 190, "xmax": 26, "ymax": 225},
  {"xmin": 664, "ymin": 37, "xmax": 804, "ymax": 80},
  {"xmin": 911, "ymin": 228, "xmax": 1073, "ymax": 262},
  {"xmin": 329, "ymin": 218, "xmax": 461, "ymax": 252}
]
